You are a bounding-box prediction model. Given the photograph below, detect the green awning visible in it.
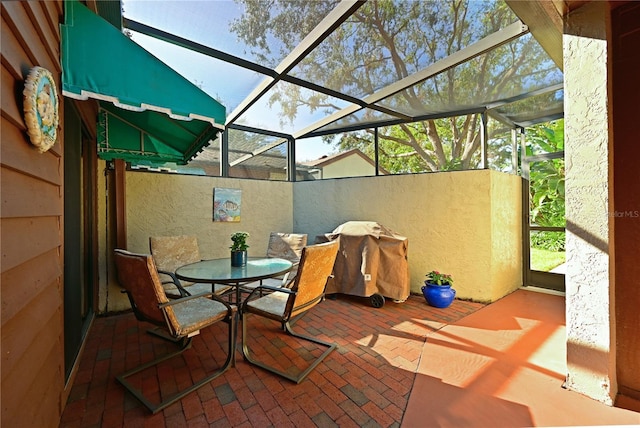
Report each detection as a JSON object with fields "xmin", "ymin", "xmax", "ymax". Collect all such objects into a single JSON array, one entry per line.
[
  {"xmin": 97, "ymin": 102, "xmax": 220, "ymax": 164},
  {"xmin": 61, "ymin": 0, "xmax": 226, "ymax": 164}
]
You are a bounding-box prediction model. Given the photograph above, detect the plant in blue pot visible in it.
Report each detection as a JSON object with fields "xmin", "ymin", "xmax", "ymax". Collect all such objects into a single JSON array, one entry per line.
[
  {"xmin": 422, "ymin": 270, "xmax": 456, "ymax": 308},
  {"xmin": 230, "ymin": 231, "xmax": 249, "ymax": 267}
]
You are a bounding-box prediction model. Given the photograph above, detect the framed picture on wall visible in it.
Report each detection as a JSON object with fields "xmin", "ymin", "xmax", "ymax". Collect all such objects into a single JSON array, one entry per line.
[{"xmin": 213, "ymin": 188, "xmax": 241, "ymax": 222}]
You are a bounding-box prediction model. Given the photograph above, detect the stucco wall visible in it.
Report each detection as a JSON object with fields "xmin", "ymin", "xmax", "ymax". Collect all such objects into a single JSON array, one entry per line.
[
  {"xmin": 102, "ymin": 169, "xmax": 522, "ymax": 310},
  {"xmin": 103, "ymin": 173, "xmax": 294, "ymax": 312},
  {"xmin": 563, "ymin": 1, "xmax": 616, "ymax": 405},
  {"xmin": 293, "ymin": 169, "xmax": 523, "ymax": 301},
  {"xmin": 490, "ymin": 171, "xmax": 524, "ymax": 301},
  {"xmin": 125, "ymin": 173, "xmax": 294, "ymax": 255},
  {"xmin": 322, "ymin": 155, "xmax": 376, "ymax": 178}
]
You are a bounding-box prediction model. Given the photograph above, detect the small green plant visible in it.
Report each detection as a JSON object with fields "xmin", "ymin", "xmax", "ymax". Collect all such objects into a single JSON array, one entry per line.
[
  {"xmin": 425, "ymin": 270, "xmax": 453, "ymax": 286},
  {"xmin": 530, "ymin": 231, "xmax": 565, "ymax": 252},
  {"xmin": 230, "ymin": 231, "xmax": 250, "ymax": 251}
]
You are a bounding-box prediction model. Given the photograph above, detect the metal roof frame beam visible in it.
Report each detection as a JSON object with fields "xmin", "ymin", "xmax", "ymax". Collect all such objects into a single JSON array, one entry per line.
[
  {"xmin": 228, "ymin": 123, "xmax": 292, "ymax": 139},
  {"xmin": 124, "ymin": 18, "xmax": 277, "ymax": 77},
  {"xmin": 275, "ymin": 0, "xmax": 366, "ymax": 75},
  {"xmin": 301, "ymin": 107, "xmax": 487, "ymax": 139},
  {"xmin": 487, "ymin": 110, "xmax": 517, "ymax": 128},
  {"xmin": 511, "ymin": 110, "xmax": 564, "ymax": 128},
  {"xmin": 485, "ymin": 83, "xmax": 563, "ymax": 110}
]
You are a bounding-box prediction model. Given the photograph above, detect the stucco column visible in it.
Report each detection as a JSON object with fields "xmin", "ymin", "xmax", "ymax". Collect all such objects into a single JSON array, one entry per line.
[{"xmin": 563, "ymin": 2, "xmax": 616, "ymax": 404}]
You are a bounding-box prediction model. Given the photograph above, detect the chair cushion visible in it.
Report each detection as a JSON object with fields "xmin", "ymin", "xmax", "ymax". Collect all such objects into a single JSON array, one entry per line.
[
  {"xmin": 114, "ymin": 249, "xmax": 170, "ymax": 325},
  {"xmin": 266, "ymin": 233, "xmax": 307, "ymax": 284},
  {"xmin": 266, "ymin": 233, "xmax": 307, "ymax": 262},
  {"xmin": 245, "ymin": 290, "xmax": 290, "ymax": 319},
  {"xmin": 150, "ymin": 235, "xmax": 201, "ymax": 286},
  {"xmin": 169, "ymin": 297, "xmax": 230, "ymax": 336}
]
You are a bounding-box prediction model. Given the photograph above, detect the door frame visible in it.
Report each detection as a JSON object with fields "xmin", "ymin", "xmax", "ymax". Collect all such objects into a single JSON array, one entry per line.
[
  {"xmin": 63, "ymin": 99, "xmax": 98, "ymax": 381},
  {"xmin": 521, "ymin": 141, "xmax": 565, "ymax": 292}
]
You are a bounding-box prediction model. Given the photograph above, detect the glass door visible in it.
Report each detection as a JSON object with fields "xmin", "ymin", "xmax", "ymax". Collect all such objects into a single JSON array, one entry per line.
[
  {"xmin": 521, "ymin": 121, "xmax": 565, "ymax": 292},
  {"xmin": 64, "ymin": 99, "xmax": 96, "ymax": 380}
]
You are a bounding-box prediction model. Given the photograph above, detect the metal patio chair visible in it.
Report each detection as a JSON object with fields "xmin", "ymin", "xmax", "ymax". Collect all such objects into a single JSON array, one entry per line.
[
  {"xmin": 241, "ymin": 240, "xmax": 339, "ymax": 383},
  {"xmin": 113, "ymin": 249, "xmax": 237, "ymax": 414}
]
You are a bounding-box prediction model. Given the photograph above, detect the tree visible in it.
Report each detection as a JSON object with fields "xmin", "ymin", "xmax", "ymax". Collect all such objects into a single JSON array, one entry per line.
[
  {"xmin": 526, "ymin": 119, "xmax": 564, "ymax": 227},
  {"xmin": 526, "ymin": 119, "xmax": 565, "ymax": 251},
  {"xmin": 231, "ymin": 0, "xmax": 561, "ymax": 173}
]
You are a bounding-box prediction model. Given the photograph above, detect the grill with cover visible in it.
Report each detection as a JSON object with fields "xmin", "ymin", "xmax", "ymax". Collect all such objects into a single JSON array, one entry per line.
[{"xmin": 317, "ymin": 221, "xmax": 410, "ymax": 308}]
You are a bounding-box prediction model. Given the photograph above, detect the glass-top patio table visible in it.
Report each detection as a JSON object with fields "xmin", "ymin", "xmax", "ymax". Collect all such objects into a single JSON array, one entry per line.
[{"xmin": 175, "ymin": 257, "xmax": 293, "ymax": 305}]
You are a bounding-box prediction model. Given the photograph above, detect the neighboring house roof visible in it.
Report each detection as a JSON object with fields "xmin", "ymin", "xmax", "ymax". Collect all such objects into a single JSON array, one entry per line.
[{"xmin": 302, "ymin": 149, "xmax": 389, "ymax": 175}]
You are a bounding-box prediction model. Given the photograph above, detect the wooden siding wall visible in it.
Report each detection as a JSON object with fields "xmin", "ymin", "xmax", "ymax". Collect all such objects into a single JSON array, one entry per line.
[
  {"xmin": 613, "ymin": 2, "xmax": 640, "ymax": 400},
  {"xmin": 1, "ymin": 1, "xmax": 66, "ymax": 426}
]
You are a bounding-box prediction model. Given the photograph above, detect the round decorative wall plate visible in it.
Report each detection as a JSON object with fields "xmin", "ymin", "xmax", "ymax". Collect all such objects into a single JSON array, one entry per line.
[{"xmin": 23, "ymin": 66, "xmax": 59, "ymax": 153}]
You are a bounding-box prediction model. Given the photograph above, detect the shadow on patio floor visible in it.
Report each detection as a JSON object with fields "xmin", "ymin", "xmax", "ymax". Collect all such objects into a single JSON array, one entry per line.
[
  {"xmin": 60, "ymin": 293, "xmax": 481, "ymax": 427},
  {"xmin": 403, "ymin": 289, "xmax": 640, "ymax": 427},
  {"xmin": 60, "ymin": 289, "xmax": 639, "ymax": 427}
]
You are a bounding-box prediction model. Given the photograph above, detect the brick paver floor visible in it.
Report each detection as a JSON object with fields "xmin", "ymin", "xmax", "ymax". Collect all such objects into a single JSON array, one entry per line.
[{"xmin": 60, "ymin": 293, "xmax": 484, "ymax": 427}]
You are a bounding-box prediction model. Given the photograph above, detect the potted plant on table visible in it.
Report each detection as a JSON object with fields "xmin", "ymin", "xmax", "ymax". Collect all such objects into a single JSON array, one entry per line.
[
  {"xmin": 422, "ymin": 270, "xmax": 456, "ymax": 308},
  {"xmin": 230, "ymin": 231, "xmax": 250, "ymax": 267}
]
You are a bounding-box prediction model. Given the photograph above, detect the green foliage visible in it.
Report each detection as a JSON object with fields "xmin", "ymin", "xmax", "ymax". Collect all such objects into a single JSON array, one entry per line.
[
  {"xmin": 525, "ymin": 120, "xmax": 565, "ymax": 252},
  {"xmin": 425, "ymin": 270, "xmax": 453, "ymax": 286},
  {"xmin": 531, "ymin": 231, "xmax": 565, "ymax": 252},
  {"xmin": 441, "ymin": 157, "xmax": 464, "ymax": 171},
  {"xmin": 527, "ymin": 120, "xmax": 565, "ymax": 229},
  {"xmin": 230, "ymin": 231, "xmax": 250, "ymax": 251},
  {"xmin": 525, "ymin": 120, "xmax": 564, "ymax": 156},
  {"xmin": 529, "ymin": 158, "xmax": 565, "ymax": 226}
]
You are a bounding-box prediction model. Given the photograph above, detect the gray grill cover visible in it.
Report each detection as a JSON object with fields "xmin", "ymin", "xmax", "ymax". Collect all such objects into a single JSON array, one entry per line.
[{"xmin": 317, "ymin": 221, "xmax": 409, "ymax": 302}]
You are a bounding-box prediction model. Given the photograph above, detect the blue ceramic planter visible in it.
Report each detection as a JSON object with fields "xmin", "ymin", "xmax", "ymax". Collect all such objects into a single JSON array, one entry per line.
[
  {"xmin": 230, "ymin": 250, "xmax": 247, "ymax": 267},
  {"xmin": 421, "ymin": 281, "xmax": 456, "ymax": 308}
]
